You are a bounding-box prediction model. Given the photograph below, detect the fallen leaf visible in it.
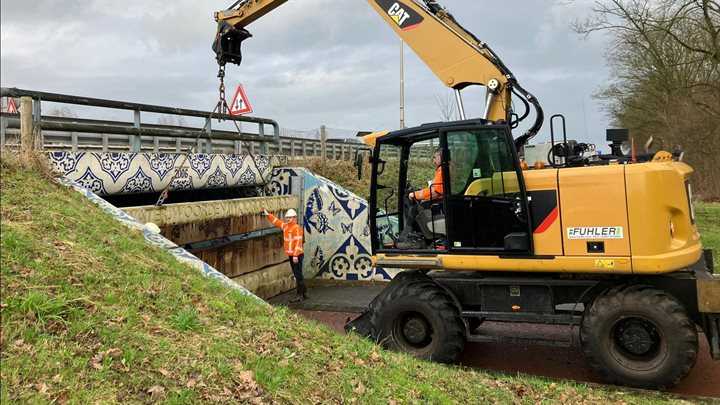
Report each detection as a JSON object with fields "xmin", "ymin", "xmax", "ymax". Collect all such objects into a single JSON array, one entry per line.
[
  {"xmin": 105, "ymin": 348, "xmax": 123, "ymax": 359},
  {"xmin": 147, "ymin": 386, "xmax": 165, "ymax": 396},
  {"xmin": 37, "ymin": 382, "xmax": 49, "ymax": 394},
  {"xmin": 354, "ymin": 358, "xmax": 366, "ymax": 366},
  {"xmin": 158, "ymin": 368, "xmax": 170, "ymax": 377},
  {"xmin": 88, "ymin": 352, "xmax": 104, "ymax": 370},
  {"xmin": 187, "ymin": 378, "xmax": 196, "ymax": 388},
  {"xmin": 370, "ymin": 351, "xmax": 380, "ymax": 363},
  {"xmin": 55, "ymin": 390, "xmax": 69, "ymax": 405},
  {"xmin": 354, "ymin": 381, "xmax": 366, "ymax": 395}
]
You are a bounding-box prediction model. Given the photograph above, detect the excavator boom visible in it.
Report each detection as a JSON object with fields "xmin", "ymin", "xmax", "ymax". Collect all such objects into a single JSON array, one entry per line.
[{"xmin": 213, "ymin": 0, "xmax": 543, "ymax": 148}]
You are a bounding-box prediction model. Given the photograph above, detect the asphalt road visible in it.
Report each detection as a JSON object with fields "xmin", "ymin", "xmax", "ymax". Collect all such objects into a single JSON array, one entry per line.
[{"xmin": 293, "ymin": 309, "xmax": 720, "ymax": 399}]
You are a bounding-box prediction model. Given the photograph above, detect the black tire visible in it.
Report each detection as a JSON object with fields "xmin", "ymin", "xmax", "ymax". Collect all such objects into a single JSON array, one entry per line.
[
  {"xmin": 371, "ymin": 281, "xmax": 465, "ymax": 363},
  {"xmin": 581, "ymin": 285, "xmax": 698, "ymax": 390}
]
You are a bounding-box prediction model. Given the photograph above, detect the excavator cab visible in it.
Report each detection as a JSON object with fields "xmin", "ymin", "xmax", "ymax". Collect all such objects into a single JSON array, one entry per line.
[{"xmin": 369, "ymin": 119, "xmax": 532, "ymax": 254}]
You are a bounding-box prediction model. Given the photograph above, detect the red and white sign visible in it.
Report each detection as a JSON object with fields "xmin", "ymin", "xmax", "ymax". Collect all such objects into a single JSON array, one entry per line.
[
  {"xmin": 5, "ymin": 97, "xmax": 18, "ymax": 114},
  {"xmin": 229, "ymin": 84, "xmax": 253, "ymax": 115}
]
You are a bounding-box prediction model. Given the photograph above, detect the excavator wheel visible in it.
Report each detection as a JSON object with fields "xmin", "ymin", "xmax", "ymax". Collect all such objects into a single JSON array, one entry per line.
[
  {"xmin": 581, "ymin": 284, "xmax": 698, "ymax": 390},
  {"xmin": 371, "ymin": 281, "xmax": 465, "ymax": 364}
]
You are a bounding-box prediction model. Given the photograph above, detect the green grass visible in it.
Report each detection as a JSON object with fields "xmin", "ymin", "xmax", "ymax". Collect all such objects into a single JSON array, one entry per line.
[
  {"xmin": 0, "ymin": 153, "xmax": 696, "ymax": 404},
  {"xmin": 696, "ymin": 202, "xmax": 719, "ymax": 273}
]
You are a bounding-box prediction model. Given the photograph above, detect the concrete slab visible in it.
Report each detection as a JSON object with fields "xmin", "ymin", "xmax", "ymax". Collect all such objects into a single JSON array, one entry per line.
[{"xmin": 268, "ymin": 279, "xmax": 388, "ymax": 312}]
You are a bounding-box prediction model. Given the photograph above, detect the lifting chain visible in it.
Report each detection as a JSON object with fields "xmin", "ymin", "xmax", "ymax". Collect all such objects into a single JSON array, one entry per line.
[
  {"xmin": 217, "ymin": 63, "xmax": 228, "ymax": 117},
  {"xmin": 154, "ymin": 62, "xmax": 268, "ymax": 207}
]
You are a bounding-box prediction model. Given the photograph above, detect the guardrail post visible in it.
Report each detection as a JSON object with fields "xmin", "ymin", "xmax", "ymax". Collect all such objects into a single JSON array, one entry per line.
[
  {"xmin": 290, "ymin": 140, "xmax": 296, "ymax": 157},
  {"xmin": 20, "ymin": 97, "xmax": 35, "ymax": 151},
  {"xmin": 204, "ymin": 119, "xmax": 212, "ymax": 154},
  {"xmin": 132, "ymin": 110, "xmax": 141, "ymax": 152},
  {"xmin": 320, "ymin": 125, "xmax": 327, "ymax": 162},
  {"xmin": 301, "ymin": 140, "xmax": 307, "ymax": 158},
  {"xmin": 0, "ymin": 116, "xmax": 7, "ymax": 149},
  {"xmin": 259, "ymin": 124, "xmax": 267, "ymax": 154},
  {"xmin": 32, "ymin": 98, "xmax": 42, "ymax": 148}
]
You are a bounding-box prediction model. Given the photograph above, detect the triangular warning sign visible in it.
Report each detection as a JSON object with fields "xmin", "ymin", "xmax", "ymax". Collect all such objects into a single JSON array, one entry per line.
[
  {"xmin": 6, "ymin": 98, "xmax": 18, "ymax": 114},
  {"xmin": 229, "ymin": 84, "xmax": 253, "ymax": 115}
]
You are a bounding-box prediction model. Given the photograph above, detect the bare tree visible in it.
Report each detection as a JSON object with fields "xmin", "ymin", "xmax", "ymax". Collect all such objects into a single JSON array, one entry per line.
[
  {"xmin": 435, "ymin": 89, "xmax": 458, "ymax": 122},
  {"xmin": 574, "ymin": 0, "xmax": 720, "ymax": 200},
  {"xmin": 49, "ymin": 106, "xmax": 78, "ymax": 118},
  {"xmin": 157, "ymin": 115, "xmax": 187, "ymax": 127}
]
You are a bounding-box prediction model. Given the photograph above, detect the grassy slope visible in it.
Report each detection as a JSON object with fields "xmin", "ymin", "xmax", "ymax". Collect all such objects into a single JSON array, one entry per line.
[
  {"xmin": 0, "ymin": 155, "xmax": 690, "ymax": 404},
  {"xmin": 695, "ymin": 202, "xmax": 719, "ymax": 272}
]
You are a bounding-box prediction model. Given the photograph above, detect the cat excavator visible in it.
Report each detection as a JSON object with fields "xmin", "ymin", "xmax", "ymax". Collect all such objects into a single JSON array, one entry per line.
[{"xmin": 213, "ymin": 0, "xmax": 718, "ymax": 390}]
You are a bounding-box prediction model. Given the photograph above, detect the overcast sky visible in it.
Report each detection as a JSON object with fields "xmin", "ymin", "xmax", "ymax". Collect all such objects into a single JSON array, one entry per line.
[{"xmin": 1, "ymin": 0, "xmax": 613, "ymax": 148}]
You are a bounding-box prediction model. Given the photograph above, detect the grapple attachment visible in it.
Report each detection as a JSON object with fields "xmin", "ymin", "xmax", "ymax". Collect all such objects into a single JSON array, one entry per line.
[{"xmin": 212, "ymin": 20, "xmax": 252, "ymax": 66}]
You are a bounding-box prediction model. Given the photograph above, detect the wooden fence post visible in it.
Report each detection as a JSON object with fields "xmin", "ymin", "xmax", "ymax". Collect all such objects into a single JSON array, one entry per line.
[
  {"xmin": 320, "ymin": 125, "xmax": 327, "ymax": 162},
  {"xmin": 20, "ymin": 97, "xmax": 35, "ymax": 151}
]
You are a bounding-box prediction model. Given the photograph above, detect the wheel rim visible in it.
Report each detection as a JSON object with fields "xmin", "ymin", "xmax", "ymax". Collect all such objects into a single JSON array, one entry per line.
[
  {"xmin": 610, "ymin": 316, "xmax": 667, "ymax": 371},
  {"xmin": 391, "ymin": 311, "xmax": 433, "ymax": 353}
]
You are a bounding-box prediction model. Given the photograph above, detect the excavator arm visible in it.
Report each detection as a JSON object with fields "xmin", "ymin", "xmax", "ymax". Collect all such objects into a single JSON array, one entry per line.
[{"xmin": 213, "ymin": 0, "xmax": 543, "ymax": 148}]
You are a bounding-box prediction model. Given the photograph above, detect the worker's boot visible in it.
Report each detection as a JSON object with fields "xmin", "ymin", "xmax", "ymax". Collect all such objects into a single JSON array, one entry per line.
[
  {"xmin": 396, "ymin": 233, "xmax": 424, "ymax": 249},
  {"xmin": 290, "ymin": 281, "xmax": 305, "ymax": 303},
  {"xmin": 300, "ymin": 281, "xmax": 309, "ymax": 300}
]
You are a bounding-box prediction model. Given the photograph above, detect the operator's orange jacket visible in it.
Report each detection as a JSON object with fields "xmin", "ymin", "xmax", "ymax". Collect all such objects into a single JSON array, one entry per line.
[
  {"xmin": 413, "ymin": 166, "xmax": 444, "ymax": 201},
  {"xmin": 266, "ymin": 214, "xmax": 304, "ymax": 257}
]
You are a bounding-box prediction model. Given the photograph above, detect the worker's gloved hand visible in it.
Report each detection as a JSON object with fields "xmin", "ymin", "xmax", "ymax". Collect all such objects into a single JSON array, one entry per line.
[
  {"xmin": 408, "ymin": 192, "xmax": 416, "ymax": 201},
  {"xmin": 292, "ymin": 256, "xmax": 299, "ymax": 264},
  {"xmin": 262, "ymin": 209, "xmax": 269, "ymax": 216}
]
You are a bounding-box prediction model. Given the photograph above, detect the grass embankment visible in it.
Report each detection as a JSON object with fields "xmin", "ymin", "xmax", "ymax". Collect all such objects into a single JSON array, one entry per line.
[
  {"xmin": 695, "ymin": 202, "xmax": 720, "ymax": 273},
  {"xmin": 0, "ymin": 154, "xmax": 699, "ymax": 404}
]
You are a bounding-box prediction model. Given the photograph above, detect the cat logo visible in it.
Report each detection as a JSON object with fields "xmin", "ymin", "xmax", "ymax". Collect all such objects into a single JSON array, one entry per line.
[{"xmin": 376, "ymin": 0, "xmax": 423, "ymax": 31}]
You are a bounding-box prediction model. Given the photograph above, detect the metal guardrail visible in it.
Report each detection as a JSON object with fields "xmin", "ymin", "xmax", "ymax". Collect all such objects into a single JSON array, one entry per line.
[
  {"xmin": 0, "ymin": 87, "xmax": 282, "ymax": 154},
  {"xmin": 0, "ymin": 87, "xmax": 367, "ymax": 160}
]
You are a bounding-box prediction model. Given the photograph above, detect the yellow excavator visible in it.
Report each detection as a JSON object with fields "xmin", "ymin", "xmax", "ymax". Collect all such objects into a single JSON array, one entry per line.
[{"xmin": 213, "ymin": 0, "xmax": 718, "ymax": 390}]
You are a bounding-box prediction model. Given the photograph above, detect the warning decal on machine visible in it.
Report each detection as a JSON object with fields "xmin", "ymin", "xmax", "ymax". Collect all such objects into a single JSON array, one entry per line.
[{"xmin": 567, "ymin": 226, "xmax": 623, "ymax": 239}]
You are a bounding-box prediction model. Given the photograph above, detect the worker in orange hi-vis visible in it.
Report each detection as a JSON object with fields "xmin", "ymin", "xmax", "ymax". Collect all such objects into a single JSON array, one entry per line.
[
  {"xmin": 262, "ymin": 208, "xmax": 307, "ymax": 302},
  {"xmin": 396, "ymin": 147, "xmax": 444, "ymax": 249}
]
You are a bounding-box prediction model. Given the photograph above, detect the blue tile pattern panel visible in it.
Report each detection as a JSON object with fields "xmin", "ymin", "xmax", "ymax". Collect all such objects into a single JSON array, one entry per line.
[
  {"xmin": 47, "ymin": 152, "xmax": 287, "ymax": 196},
  {"xmin": 271, "ymin": 168, "xmax": 401, "ymax": 281},
  {"xmin": 56, "ymin": 176, "xmax": 264, "ymax": 303}
]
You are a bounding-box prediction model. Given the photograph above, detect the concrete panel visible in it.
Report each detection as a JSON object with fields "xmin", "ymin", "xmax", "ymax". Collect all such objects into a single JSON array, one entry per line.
[
  {"xmin": 191, "ymin": 234, "xmax": 287, "ymax": 278},
  {"xmin": 233, "ymin": 262, "xmax": 296, "ymax": 300},
  {"xmin": 122, "ymin": 195, "xmax": 299, "ymax": 245},
  {"xmin": 46, "ymin": 152, "xmax": 288, "ymax": 196}
]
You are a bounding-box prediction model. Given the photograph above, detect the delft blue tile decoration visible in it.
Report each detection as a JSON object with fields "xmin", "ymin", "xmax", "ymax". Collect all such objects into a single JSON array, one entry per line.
[
  {"xmin": 47, "ymin": 152, "xmax": 287, "ymax": 196},
  {"xmin": 271, "ymin": 168, "xmax": 400, "ymax": 281},
  {"xmin": 56, "ymin": 176, "xmax": 264, "ymax": 304}
]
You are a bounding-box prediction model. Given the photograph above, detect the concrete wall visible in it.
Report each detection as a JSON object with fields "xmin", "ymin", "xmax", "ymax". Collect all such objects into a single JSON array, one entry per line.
[
  {"xmin": 270, "ymin": 168, "xmax": 401, "ymax": 281},
  {"xmin": 122, "ymin": 195, "xmax": 299, "ymax": 299}
]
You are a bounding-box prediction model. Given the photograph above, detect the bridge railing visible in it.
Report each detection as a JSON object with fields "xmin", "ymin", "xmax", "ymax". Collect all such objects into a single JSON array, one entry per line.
[{"xmin": 0, "ymin": 88, "xmax": 369, "ymax": 160}]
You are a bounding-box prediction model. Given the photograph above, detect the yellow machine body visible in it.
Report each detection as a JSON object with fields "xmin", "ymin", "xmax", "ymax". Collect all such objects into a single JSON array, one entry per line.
[{"xmin": 375, "ymin": 161, "xmax": 702, "ymax": 275}]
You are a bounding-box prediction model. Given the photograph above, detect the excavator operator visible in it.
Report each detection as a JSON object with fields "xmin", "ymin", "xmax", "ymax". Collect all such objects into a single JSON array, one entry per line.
[{"xmin": 397, "ymin": 147, "xmax": 444, "ymax": 249}]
